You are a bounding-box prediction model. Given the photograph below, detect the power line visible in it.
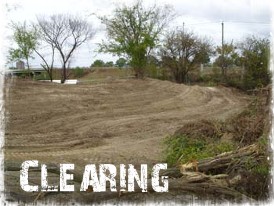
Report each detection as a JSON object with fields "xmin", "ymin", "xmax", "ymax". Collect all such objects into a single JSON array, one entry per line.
[
  {"xmin": 178, "ymin": 20, "xmax": 270, "ymax": 27},
  {"xmin": 225, "ymin": 21, "xmax": 270, "ymax": 25}
]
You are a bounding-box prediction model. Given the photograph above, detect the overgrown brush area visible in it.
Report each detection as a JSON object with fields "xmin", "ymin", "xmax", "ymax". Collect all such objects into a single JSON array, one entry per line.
[{"xmin": 164, "ymin": 85, "xmax": 272, "ymax": 201}]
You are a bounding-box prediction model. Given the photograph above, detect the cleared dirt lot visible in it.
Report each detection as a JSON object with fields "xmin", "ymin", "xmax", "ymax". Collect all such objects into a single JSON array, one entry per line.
[{"xmin": 3, "ymin": 77, "xmax": 250, "ymax": 203}]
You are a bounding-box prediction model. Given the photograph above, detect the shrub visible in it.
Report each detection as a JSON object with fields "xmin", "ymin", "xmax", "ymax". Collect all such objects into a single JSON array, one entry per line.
[{"xmin": 73, "ymin": 67, "xmax": 85, "ymax": 78}]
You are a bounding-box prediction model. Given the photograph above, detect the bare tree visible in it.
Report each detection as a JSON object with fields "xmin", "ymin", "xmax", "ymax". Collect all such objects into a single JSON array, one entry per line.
[
  {"xmin": 31, "ymin": 25, "xmax": 56, "ymax": 81},
  {"xmin": 37, "ymin": 14, "xmax": 95, "ymax": 83},
  {"xmin": 160, "ymin": 30, "xmax": 213, "ymax": 83}
]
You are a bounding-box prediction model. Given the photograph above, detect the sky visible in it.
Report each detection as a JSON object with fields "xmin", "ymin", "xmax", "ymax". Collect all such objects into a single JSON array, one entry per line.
[{"xmin": 1, "ymin": 0, "xmax": 273, "ymax": 68}]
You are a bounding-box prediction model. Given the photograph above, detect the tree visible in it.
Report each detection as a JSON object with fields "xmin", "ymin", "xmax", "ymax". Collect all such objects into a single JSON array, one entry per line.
[
  {"xmin": 37, "ymin": 14, "xmax": 95, "ymax": 83},
  {"xmin": 7, "ymin": 22, "xmax": 38, "ymax": 70},
  {"xmin": 8, "ymin": 21, "xmax": 57, "ymax": 81},
  {"xmin": 238, "ymin": 36, "xmax": 270, "ymax": 89},
  {"xmin": 91, "ymin": 59, "xmax": 105, "ymax": 67},
  {"xmin": 115, "ymin": 57, "xmax": 127, "ymax": 68},
  {"xmin": 214, "ymin": 42, "xmax": 239, "ymax": 76},
  {"xmin": 99, "ymin": 0, "xmax": 174, "ymax": 78},
  {"xmin": 160, "ymin": 30, "xmax": 213, "ymax": 83}
]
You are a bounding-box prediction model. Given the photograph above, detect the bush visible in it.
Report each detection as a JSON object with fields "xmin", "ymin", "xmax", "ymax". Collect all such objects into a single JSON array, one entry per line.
[{"xmin": 73, "ymin": 67, "xmax": 85, "ymax": 78}]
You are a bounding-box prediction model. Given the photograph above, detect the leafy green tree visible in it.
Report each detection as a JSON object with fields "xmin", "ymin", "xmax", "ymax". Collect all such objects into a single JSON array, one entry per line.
[
  {"xmin": 7, "ymin": 22, "xmax": 38, "ymax": 70},
  {"xmin": 99, "ymin": 0, "xmax": 174, "ymax": 78},
  {"xmin": 91, "ymin": 59, "xmax": 105, "ymax": 67},
  {"xmin": 115, "ymin": 57, "xmax": 127, "ymax": 68},
  {"xmin": 8, "ymin": 21, "xmax": 56, "ymax": 81},
  {"xmin": 160, "ymin": 30, "xmax": 213, "ymax": 83},
  {"xmin": 214, "ymin": 42, "xmax": 239, "ymax": 76},
  {"xmin": 239, "ymin": 36, "xmax": 270, "ymax": 89}
]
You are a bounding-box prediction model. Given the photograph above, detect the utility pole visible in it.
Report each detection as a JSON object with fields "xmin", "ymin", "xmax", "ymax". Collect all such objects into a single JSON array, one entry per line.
[{"xmin": 221, "ymin": 21, "xmax": 225, "ymax": 78}]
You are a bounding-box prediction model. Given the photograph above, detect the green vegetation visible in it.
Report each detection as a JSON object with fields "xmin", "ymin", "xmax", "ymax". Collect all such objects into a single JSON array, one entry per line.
[
  {"xmin": 91, "ymin": 59, "xmax": 105, "ymax": 67},
  {"xmin": 214, "ymin": 41, "xmax": 239, "ymax": 77},
  {"xmin": 115, "ymin": 58, "xmax": 127, "ymax": 68},
  {"xmin": 163, "ymin": 91, "xmax": 271, "ymax": 199},
  {"xmin": 91, "ymin": 59, "xmax": 116, "ymax": 68},
  {"xmin": 7, "ymin": 0, "xmax": 269, "ymax": 90},
  {"xmin": 7, "ymin": 22, "xmax": 38, "ymax": 70},
  {"xmin": 99, "ymin": 0, "xmax": 174, "ymax": 78},
  {"xmin": 73, "ymin": 67, "xmax": 85, "ymax": 78},
  {"xmin": 164, "ymin": 91, "xmax": 269, "ymax": 166},
  {"xmin": 164, "ymin": 134, "xmax": 235, "ymax": 166},
  {"xmin": 240, "ymin": 36, "xmax": 270, "ymax": 90}
]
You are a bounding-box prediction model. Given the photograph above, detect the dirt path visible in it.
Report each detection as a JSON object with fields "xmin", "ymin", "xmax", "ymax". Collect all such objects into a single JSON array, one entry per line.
[{"xmin": 3, "ymin": 78, "xmax": 250, "ymax": 202}]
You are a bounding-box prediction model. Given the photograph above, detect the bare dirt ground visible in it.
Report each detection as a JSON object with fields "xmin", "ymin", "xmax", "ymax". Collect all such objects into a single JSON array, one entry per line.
[{"xmin": 3, "ymin": 76, "xmax": 250, "ymax": 203}]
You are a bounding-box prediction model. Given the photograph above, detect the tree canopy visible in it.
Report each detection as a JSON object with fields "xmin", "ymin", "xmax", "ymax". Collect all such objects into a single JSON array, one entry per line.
[
  {"xmin": 160, "ymin": 30, "xmax": 213, "ymax": 83},
  {"xmin": 239, "ymin": 36, "xmax": 270, "ymax": 89},
  {"xmin": 8, "ymin": 22, "xmax": 38, "ymax": 70},
  {"xmin": 214, "ymin": 42, "xmax": 239, "ymax": 76},
  {"xmin": 91, "ymin": 59, "xmax": 105, "ymax": 67},
  {"xmin": 115, "ymin": 57, "xmax": 127, "ymax": 68},
  {"xmin": 99, "ymin": 0, "xmax": 174, "ymax": 78}
]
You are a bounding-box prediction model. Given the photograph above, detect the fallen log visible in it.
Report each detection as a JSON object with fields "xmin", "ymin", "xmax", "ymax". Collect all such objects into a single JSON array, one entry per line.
[
  {"xmin": 4, "ymin": 144, "xmax": 260, "ymax": 202},
  {"xmin": 197, "ymin": 144, "xmax": 260, "ymax": 173},
  {"xmin": 160, "ymin": 143, "xmax": 262, "ymax": 178},
  {"xmin": 4, "ymin": 165, "xmax": 252, "ymax": 203}
]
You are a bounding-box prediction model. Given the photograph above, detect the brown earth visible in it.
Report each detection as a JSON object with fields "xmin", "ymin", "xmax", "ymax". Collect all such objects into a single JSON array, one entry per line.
[{"xmin": 3, "ymin": 76, "xmax": 250, "ymax": 203}]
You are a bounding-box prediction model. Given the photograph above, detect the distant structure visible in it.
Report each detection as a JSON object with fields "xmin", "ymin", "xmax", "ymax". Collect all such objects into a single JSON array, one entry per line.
[{"xmin": 16, "ymin": 61, "xmax": 25, "ymax": 70}]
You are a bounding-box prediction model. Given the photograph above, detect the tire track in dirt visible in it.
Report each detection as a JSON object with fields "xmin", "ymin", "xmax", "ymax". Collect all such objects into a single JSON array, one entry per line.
[{"xmin": 4, "ymin": 79, "xmax": 250, "ymax": 168}]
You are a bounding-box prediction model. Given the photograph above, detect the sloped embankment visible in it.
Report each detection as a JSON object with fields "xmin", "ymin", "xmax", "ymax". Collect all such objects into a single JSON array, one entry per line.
[{"xmin": 163, "ymin": 85, "xmax": 272, "ymax": 202}]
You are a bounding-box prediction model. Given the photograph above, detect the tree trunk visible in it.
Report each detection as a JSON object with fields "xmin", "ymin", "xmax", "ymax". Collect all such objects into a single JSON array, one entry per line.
[
  {"xmin": 61, "ymin": 64, "xmax": 67, "ymax": 83},
  {"xmin": 5, "ymin": 161, "xmax": 253, "ymax": 202},
  {"xmin": 48, "ymin": 69, "xmax": 53, "ymax": 82},
  {"xmin": 134, "ymin": 67, "xmax": 144, "ymax": 79},
  {"xmin": 26, "ymin": 57, "xmax": 31, "ymax": 78}
]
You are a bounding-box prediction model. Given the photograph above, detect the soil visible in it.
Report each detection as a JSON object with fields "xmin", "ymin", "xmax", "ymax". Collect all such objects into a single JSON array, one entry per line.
[{"xmin": 3, "ymin": 76, "xmax": 250, "ymax": 203}]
